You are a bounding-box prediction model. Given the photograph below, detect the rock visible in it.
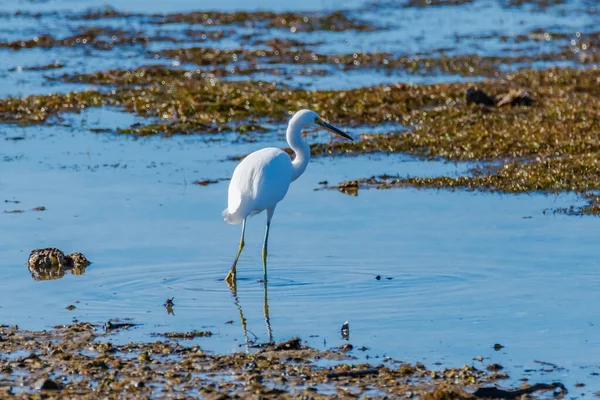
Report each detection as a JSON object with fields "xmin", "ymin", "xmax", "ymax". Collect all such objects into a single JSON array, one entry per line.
[
  {"xmin": 341, "ymin": 321, "xmax": 349, "ymax": 340},
  {"xmin": 466, "ymin": 87, "xmax": 495, "ymax": 107},
  {"xmin": 27, "ymin": 248, "xmax": 90, "ymax": 281},
  {"xmin": 28, "ymin": 248, "xmax": 67, "ymax": 270},
  {"xmin": 34, "ymin": 378, "xmax": 61, "ymax": 391},
  {"xmin": 495, "ymin": 89, "xmax": 533, "ymax": 107},
  {"xmin": 269, "ymin": 338, "xmax": 302, "ymax": 351},
  {"xmin": 487, "ymin": 363, "xmax": 503, "ymax": 372},
  {"xmin": 65, "ymin": 252, "xmax": 91, "ymax": 268}
]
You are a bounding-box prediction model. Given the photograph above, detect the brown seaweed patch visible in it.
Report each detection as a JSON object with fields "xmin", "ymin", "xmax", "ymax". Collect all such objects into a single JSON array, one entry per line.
[
  {"xmin": 116, "ymin": 121, "xmax": 268, "ymax": 136},
  {"xmin": 0, "ymin": 28, "xmax": 151, "ymax": 50},
  {"xmin": 0, "ymin": 27, "xmax": 220, "ymax": 52},
  {"xmin": 548, "ymin": 193, "xmax": 600, "ymax": 216},
  {"xmin": 330, "ymin": 155, "xmax": 600, "ymax": 195},
  {"xmin": 153, "ymin": 10, "xmax": 377, "ymax": 32},
  {"xmin": 5, "ymin": 66, "xmax": 600, "ymax": 149},
  {"xmin": 59, "ymin": 64, "xmax": 327, "ymax": 86},
  {"xmin": 8, "ymin": 61, "xmax": 64, "ymax": 72},
  {"xmin": 65, "ymin": 7, "xmax": 378, "ymax": 31},
  {"xmin": 405, "ymin": 0, "xmax": 473, "ymax": 7},
  {"xmin": 504, "ymin": 0, "xmax": 565, "ymax": 8},
  {"xmin": 74, "ymin": 6, "xmax": 140, "ymax": 20},
  {"xmin": 158, "ymin": 330, "xmax": 213, "ymax": 339},
  {"xmin": 312, "ymin": 67, "xmax": 600, "ymax": 162},
  {"xmin": 161, "ymin": 47, "xmax": 528, "ymax": 77}
]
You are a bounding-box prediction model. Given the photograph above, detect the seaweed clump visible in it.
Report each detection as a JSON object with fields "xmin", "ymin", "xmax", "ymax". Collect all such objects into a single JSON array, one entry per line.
[
  {"xmin": 313, "ymin": 67, "xmax": 600, "ymax": 214},
  {"xmin": 160, "ymin": 46, "xmax": 535, "ymax": 77},
  {"xmin": 0, "ymin": 28, "xmax": 151, "ymax": 51},
  {"xmin": 152, "ymin": 10, "xmax": 377, "ymax": 32}
]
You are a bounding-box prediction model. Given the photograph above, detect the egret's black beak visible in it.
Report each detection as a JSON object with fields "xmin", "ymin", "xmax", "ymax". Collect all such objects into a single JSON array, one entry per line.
[{"xmin": 316, "ymin": 119, "xmax": 353, "ymax": 141}]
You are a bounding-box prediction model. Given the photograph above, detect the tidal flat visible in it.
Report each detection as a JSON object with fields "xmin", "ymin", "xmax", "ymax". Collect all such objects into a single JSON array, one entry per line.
[{"xmin": 1, "ymin": 0, "xmax": 599, "ymax": 397}]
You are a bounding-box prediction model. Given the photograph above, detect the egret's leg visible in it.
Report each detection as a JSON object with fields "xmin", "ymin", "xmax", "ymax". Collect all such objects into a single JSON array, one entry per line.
[
  {"xmin": 226, "ymin": 219, "xmax": 246, "ymax": 285},
  {"xmin": 262, "ymin": 208, "xmax": 275, "ymax": 282},
  {"xmin": 263, "ymin": 280, "xmax": 273, "ymax": 343}
]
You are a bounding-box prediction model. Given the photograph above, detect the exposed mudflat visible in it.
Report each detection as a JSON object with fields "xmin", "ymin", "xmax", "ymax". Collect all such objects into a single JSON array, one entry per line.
[{"xmin": 0, "ymin": 323, "xmax": 570, "ymax": 398}]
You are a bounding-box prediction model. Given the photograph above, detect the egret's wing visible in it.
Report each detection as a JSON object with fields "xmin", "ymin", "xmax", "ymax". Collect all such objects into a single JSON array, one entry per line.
[{"xmin": 223, "ymin": 148, "xmax": 292, "ymax": 224}]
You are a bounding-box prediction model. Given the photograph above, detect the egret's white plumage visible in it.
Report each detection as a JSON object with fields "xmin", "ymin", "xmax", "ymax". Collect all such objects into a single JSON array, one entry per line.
[
  {"xmin": 222, "ymin": 148, "xmax": 292, "ymax": 225},
  {"xmin": 223, "ymin": 109, "xmax": 352, "ymax": 286}
]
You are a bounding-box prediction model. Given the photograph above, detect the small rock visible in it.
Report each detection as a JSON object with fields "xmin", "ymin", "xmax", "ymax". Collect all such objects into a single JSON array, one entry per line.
[
  {"xmin": 495, "ymin": 89, "xmax": 533, "ymax": 107},
  {"xmin": 341, "ymin": 321, "xmax": 349, "ymax": 340},
  {"xmin": 269, "ymin": 338, "xmax": 302, "ymax": 351},
  {"xmin": 65, "ymin": 252, "xmax": 90, "ymax": 268},
  {"xmin": 193, "ymin": 179, "xmax": 219, "ymax": 186},
  {"xmin": 375, "ymin": 275, "xmax": 381, "ymax": 280},
  {"xmin": 466, "ymin": 87, "xmax": 495, "ymax": 107},
  {"xmin": 34, "ymin": 378, "xmax": 61, "ymax": 391},
  {"xmin": 338, "ymin": 343, "xmax": 353, "ymax": 352},
  {"xmin": 28, "ymin": 248, "xmax": 66, "ymax": 269},
  {"xmin": 493, "ymin": 343, "xmax": 504, "ymax": 351},
  {"xmin": 66, "ymin": 305, "xmax": 76, "ymax": 311},
  {"xmin": 487, "ymin": 363, "xmax": 503, "ymax": 372}
]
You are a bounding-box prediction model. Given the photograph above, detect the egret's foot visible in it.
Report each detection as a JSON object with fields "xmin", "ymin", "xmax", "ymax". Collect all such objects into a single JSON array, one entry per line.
[{"xmin": 225, "ymin": 268, "xmax": 237, "ymax": 288}]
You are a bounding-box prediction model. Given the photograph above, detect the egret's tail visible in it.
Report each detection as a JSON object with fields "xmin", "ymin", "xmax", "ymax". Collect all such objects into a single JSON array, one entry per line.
[{"xmin": 222, "ymin": 208, "xmax": 244, "ymax": 224}]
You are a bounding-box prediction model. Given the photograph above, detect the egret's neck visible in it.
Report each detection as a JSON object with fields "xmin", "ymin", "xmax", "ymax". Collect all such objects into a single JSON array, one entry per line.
[{"xmin": 287, "ymin": 122, "xmax": 310, "ymax": 182}]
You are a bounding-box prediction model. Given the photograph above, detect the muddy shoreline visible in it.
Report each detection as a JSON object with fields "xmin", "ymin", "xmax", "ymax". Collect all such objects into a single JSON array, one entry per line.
[{"xmin": 0, "ymin": 322, "xmax": 569, "ymax": 398}]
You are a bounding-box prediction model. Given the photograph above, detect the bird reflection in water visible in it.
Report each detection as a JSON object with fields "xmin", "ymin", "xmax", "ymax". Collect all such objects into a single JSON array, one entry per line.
[{"xmin": 229, "ymin": 279, "xmax": 273, "ymax": 351}]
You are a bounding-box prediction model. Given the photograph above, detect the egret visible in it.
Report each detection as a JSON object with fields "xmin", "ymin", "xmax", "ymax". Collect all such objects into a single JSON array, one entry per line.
[{"xmin": 223, "ymin": 109, "xmax": 352, "ymax": 286}]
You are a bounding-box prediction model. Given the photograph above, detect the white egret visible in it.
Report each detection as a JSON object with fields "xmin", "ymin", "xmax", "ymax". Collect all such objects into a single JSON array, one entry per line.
[{"xmin": 223, "ymin": 109, "xmax": 352, "ymax": 285}]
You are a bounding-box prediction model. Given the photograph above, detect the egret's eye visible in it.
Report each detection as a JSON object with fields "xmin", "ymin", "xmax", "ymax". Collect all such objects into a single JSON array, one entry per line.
[{"xmin": 314, "ymin": 117, "xmax": 322, "ymax": 124}]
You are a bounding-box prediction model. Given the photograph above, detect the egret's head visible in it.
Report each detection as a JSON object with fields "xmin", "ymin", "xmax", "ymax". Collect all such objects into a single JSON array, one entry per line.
[{"xmin": 291, "ymin": 109, "xmax": 353, "ymax": 141}]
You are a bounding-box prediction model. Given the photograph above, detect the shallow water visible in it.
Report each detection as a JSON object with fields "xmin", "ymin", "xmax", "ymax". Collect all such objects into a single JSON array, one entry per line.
[{"xmin": 1, "ymin": 0, "xmax": 600, "ymax": 396}]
